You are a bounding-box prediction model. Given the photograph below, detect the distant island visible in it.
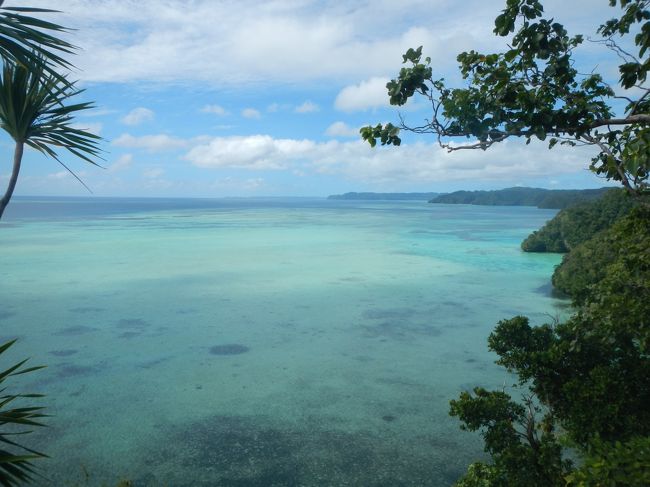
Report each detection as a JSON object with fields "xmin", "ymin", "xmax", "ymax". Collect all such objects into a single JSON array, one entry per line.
[
  {"xmin": 327, "ymin": 192, "xmax": 440, "ymax": 201},
  {"xmin": 429, "ymin": 187, "xmax": 612, "ymax": 209}
]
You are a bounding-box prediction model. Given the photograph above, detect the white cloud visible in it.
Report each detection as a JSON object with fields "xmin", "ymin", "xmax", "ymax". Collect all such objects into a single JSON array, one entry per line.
[
  {"xmin": 325, "ymin": 121, "xmax": 359, "ymax": 137},
  {"xmin": 112, "ymin": 133, "xmax": 188, "ymax": 152},
  {"xmin": 43, "ymin": 0, "xmax": 519, "ymax": 86},
  {"xmin": 185, "ymin": 135, "xmax": 315, "ymax": 170},
  {"xmin": 27, "ymin": 0, "xmax": 613, "ymax": 92},
  {"xmin": 242, "ymin": 108, "xmax": 262, "ymax": 119},
  {"xmin": 183, "ymin": 133, "xmax": 597, "ymax": 185},
  {"xmin": 201, "ymin": 104, "xmax": 228, "ymax": 116},
  {"xmin": 108, "ymin": 154, "xmax": 133, "ymax": 173},
  {"xmin": 335, "ymin": 77, "xmax": 391, "ymax": 112},
  {"xmin": 295, "ymin": 101, "xmax": 319, "ymax": 113},
  {"xmin": 121, "ymin": 107, "xmax": 155, "ymax": 126}
]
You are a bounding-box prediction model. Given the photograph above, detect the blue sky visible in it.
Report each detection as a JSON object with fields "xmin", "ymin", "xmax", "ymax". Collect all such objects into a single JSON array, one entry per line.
[{"xmin": 2, "ymin": 0, "xmax": 629, "ymax": 197}]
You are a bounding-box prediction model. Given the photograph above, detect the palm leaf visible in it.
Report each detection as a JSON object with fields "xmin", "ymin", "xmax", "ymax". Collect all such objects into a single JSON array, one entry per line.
[
  {"xmin": 0, "ymin": 340, "xmax": 46, "ymax": 486},
  {"xmin": 0, "ymin": 2, "xmax": 75, "ymax": 76},
  {"xmin": 0, "ymin": 60, "xmax": 104, "ymax": 194}
]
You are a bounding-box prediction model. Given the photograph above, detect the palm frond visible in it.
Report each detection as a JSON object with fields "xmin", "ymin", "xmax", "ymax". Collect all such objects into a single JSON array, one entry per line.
[
  {"xmin": 0, "ymin": 60, "xmax": 104, "ymax": 193},
  {"xmin": 0, "ymin": 3, "xmax": 75, "ymax": 74},
  {"xmin": 0, "ymin": 340, "xmax": 47, "ymax": 487}
]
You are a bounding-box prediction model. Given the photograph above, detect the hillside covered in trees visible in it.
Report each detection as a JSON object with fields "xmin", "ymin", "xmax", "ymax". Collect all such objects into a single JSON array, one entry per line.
[
  {"xmin": 429, "ymin": 187, "xmax": 610, "ymax": 209},
  {"xmin": 521, "ymin": 188, "xmax": 649, "ymax": 309},
  {"xmin": 521, "ymin": 189, "xmax": 638, "ymax": 252}
]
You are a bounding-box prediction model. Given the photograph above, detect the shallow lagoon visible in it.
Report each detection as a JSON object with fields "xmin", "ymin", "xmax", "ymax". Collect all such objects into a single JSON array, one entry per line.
[{"xmin": 1, "ymin": 198, "xmax": 564, "ymax": 486}]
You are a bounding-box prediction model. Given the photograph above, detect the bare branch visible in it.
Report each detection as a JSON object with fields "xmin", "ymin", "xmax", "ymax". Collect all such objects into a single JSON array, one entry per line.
[{"xmin": 581, "ymin": 133, "xmax": 634, "ymax": 193}]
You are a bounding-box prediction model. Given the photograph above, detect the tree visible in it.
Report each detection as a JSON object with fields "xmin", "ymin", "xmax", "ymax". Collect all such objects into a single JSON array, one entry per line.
[
  {"xmin": 0, "ymin": 4, "xmax": 102, "ymax": 220},
  {"xmin": 0, "ymin": 61, "xmax": 102, "ymax": 219},
  {"xmin": 362, "ymin": 1, "xmax": 650, "ymax": 485},
  {"xmin": 361, "ymin": 0, "xmax": 650, "ymax": 195}
]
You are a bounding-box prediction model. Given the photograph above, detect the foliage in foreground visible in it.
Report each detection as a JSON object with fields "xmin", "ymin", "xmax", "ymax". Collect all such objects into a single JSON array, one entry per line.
[
  {"xmin": 362, "ymin": 0, "xmax": 650, "ymax": 485},
  {"xmin": 0, "ymin": 5, "xmax": 103, "ymax": 220},
  {"xmin": 0, "ymin": 340, "xmax": 46, "ymax": 486},
  {"xmin": 362, "ymin": 0, "xmax": 650, "ymax": 196},
  {"xmin": 0, "ymin": 1, "xmax": 75, "ymax": 77},
  {"xmin": 450, "ymin": 208, "xmax": 650, "ymax": 487}
]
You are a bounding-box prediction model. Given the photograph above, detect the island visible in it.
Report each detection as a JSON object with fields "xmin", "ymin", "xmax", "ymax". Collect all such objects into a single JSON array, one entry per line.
[{"xmin": 428, "ymin": 187, "xmax": 611, "ymax": 209}]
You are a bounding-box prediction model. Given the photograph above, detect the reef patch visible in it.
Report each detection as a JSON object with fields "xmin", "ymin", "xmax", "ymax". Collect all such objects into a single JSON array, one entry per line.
[
  {"xmin": 209, "ymin": 344, "xmax": 250, "ymax": 355},
  {"xmin": 54, "ymin": 325, "xmax": 97, "ymax": 336}
]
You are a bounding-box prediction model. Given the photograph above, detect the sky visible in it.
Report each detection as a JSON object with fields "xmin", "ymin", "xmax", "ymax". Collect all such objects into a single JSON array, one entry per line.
[{"xmin": 1, "ymin": 0, "xmax": 632, "ymax": 197}]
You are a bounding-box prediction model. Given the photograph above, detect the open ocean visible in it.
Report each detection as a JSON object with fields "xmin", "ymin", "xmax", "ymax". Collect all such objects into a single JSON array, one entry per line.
[{"xmin": 0, "ymin": 197, "xmax": 565, "ymax": 486}]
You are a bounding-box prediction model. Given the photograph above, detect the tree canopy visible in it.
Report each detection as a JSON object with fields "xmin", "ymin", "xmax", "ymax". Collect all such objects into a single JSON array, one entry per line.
[
  {"xmin": 361, "ymin": 0, "xmax": 650, "ymax": 195},
  {"xmin": 362, "ymin": 1, "xmax": 650, "ymax": 485}
]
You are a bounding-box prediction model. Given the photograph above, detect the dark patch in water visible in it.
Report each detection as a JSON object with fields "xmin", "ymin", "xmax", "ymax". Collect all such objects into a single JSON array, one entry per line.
[
  {"xmin": 55, "ymin": 363, "xmax": 98, "ymax": 378},
  {"xmin": 465, "ymin": 358, "xmax": 477, "ymax": 363},
  {"xmin": 49, "ymin": 349, "xmax": 78, "ymax": 357},
  {"xmin": 116, "ymin": 318, "xmax": 150, "ymax": 329},
  {"xmin": 54, "ymin": 325, "xmax": 97, "ymax": 336},
  {"xmin": 137, "ymin": 356, "xmax": 171, "ymax": 369},
  {"xmin": 363, "ymin": 308, "xmax": 415, "ymax": 320},
  {"xmin": 382, "ymin": 415, "xmax": 397, "ymax": 422},
  {"xmin": 210, "ymin": 344, "xmax": 249, "ymax": 355},
  {"xmin": 0, "ymin": 310, "xmax": 15, "ymax": 321},
  {"xmin": 69, "ymin": 306, "xmax": 105, "ymax": 314},
  {"xmin": 175, "ymin": 308, "xmax": 197, "ymax": 315},
  {"xmin": 69, "ymin": 385, "xmax": 87, "ymax": 397},
  {"xmin": 338, "ymin": 276, "xmax": 365, "ymax": 283},
  {"xmin": 376, "ymin": 376, "xmax": 422, "ymax": 388},
  {"xmin": 140, "ymin": 414, "xmax": 457, "ymax": 486},
  {"xmin": 118, "ymin": 331, "xmax": 142, "ymax": 339},
  {"xmin": 362, "ymin": 320, "xmax": 442, "ymax": 341}
]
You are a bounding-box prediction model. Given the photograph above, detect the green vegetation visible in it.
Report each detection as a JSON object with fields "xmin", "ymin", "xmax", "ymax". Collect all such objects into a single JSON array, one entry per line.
[
  {"xmin": 521, "ymin": 188, "xmax": 638, "ymax": 252},
  {"xmin": 0, "ymin": 2, "xmax": 75, "ymax": 79},
  {"xmin": 361, "ymin": 1, "xmax": 650, "ymax": 197},
  {"xmin": 0, "ymin": 5, "xmax": 102, "ymax": 220},
  {"xmin": 0, "ymin": 340, "xmax": 46, "ymax": 487},
  {"xmin": 449, "ymin": 205, "xmax": 650, "ymax": 486},
  {"xmin": 430, "ymin": 187, "xmax": 610, "ymax": 209},
  {"xmin": 327, "ymin": 191, "xmax": 439, "ymax": 201},
  {"xmin": 363, "ymin": 0, "xmax": 650, "ymax": 485}
]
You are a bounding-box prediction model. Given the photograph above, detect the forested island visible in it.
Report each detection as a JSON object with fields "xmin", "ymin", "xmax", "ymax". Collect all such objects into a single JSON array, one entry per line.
[
  {"xmin": 327, "ymin": 192, "xmax": 439, "ymax": 201},
  {"xmin": 429, "ymin": 187, "xmax": 611, "ymax": 209},
  {"xmin": 330, "ymin": 187, "xmax": 613, "ymax": 208}
]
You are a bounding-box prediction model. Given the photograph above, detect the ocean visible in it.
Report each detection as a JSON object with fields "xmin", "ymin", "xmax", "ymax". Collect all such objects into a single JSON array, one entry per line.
[{"xmin": 0, "ymin": 197, "xmax": 564, "ymax": 486}]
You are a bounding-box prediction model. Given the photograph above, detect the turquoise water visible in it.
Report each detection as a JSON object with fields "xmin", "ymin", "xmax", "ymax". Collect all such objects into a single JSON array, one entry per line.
[{"xmin": 0, "ymin": 198, "xmax": 565, "ymax": 486}]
